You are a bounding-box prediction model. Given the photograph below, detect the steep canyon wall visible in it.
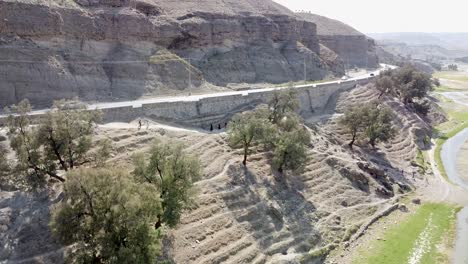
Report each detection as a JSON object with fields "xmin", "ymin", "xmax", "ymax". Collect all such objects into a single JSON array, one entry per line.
[{"xmin": 0, "ymin": 0, "xmax": 342, "ymax": 108}]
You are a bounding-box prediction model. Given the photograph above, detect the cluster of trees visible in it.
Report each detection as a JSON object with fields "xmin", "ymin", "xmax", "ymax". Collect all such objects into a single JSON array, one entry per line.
[
  {"xmin": 447, "ymin": 64, "xmax": 458, "ymax": 71},
  {"xmin": 3, "ymin": 99, "xmax": 201, "ymax": 263},
  {"xmin": 227, "ymin": 90, "xmax": 310, "ymax": 173},
  {"xmin": 339, "ymin": 101, "xmax": 396, "ymax": 150},
  {"xmin": 341, "ymin": 65, "xmax": 437, "ymax": 150},
  {"xmin": 375, "ymin": 65, "xmax": 435, "ymax": 105},
  {"xmin": 50, "ymin": 140, "xmax": 201, "ymax": 263},
  {"xmin": 50, "ymin": 168, "xmax": 161, "ymax": 263}
]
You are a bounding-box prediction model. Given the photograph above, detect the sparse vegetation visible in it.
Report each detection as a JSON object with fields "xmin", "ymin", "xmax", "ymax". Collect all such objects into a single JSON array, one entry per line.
[
  {"xmin": 50, "ymin": 168, "xmax": 162, "ymax": 264},
  {"xmin": 301, "ymin": 243, "xmax": 337, "ymax": 263},
  {"xmin": 413, "ymin": 148, "xmax": 427, "ymax": 174},
  {"xmin": 342, "ymin": 224, "xmax": 361, "ymax": 242}
]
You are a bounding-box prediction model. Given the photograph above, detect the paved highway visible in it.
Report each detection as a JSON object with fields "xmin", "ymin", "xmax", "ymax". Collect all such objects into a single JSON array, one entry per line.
[{"xmin": 0, "ymin": 64, "xmax": 393, "ymax": 117}]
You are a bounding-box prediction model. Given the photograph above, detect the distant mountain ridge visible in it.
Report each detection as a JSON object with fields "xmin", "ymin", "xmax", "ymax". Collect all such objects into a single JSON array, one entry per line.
[
  {"xmin": 369, "ymin": 32, "xmax": 468, "ymax": 51},
  {"xmin": 369, "ymin": 32, "xmax": 468, "ymax": 64}
]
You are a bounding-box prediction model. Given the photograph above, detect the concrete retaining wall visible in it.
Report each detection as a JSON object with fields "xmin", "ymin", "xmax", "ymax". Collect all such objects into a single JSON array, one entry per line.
[
  {"xmin": 0, "ymin": 78, "xmax": 372, "ymax": 127},
  {"xmin": 105, "ymin": 78, "xmax": 371, "ymax": 128}
]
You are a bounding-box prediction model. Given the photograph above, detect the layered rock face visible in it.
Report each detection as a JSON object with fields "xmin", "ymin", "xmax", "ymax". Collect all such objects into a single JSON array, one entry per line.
[
  {"xmin": 298, "ymin": 13, "xmax": 378, "ymax": 69},
  {"xmin": 0, "ymin": 0, "xmax": 340, "ymax": 108}
]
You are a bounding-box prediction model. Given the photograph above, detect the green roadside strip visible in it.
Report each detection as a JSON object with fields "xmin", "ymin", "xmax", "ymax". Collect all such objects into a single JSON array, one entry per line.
[
  {"xmin": 352, "ymin": 203, "xmax": 460, "ymax": 264},
  {"xmin": 434, "ymin": 122, "xmax": 468, "ymax": 182}
]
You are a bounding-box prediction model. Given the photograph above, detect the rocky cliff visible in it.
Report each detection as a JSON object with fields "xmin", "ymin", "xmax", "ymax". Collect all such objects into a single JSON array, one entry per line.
[
  {"xmin": 0, "ymin": 0, "xmax": 344, "ymax": 108},
  {"xmin": 298, "ymin": 13, "xmax": 378, "ymax": 69}
]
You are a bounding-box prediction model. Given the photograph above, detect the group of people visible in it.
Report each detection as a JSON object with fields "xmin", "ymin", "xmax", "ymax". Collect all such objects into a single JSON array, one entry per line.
[
  {"xmin": 136, "ymin": 119, "xmax": 228, "ymax": 132},
  {"xmin": 209, "ymin": 122, "xmax": 228, "ymax": 131}
]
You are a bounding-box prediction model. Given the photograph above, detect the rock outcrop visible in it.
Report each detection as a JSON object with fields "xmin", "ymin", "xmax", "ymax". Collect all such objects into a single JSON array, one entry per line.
[
  {"xmin": 298, "ymin": 13, "xmax": 379, "ymax": 69},
  {"xmin": 0, "ymin": 0, "xmax": 343, "ymax": 108}
]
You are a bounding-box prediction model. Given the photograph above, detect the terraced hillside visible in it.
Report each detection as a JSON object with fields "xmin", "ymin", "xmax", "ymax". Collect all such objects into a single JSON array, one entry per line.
[
  {"xmin": 0, "ymin": 83, "xmax": 433, "ymax": 263},
  {"xmin": 93, "ymin": 122, "xmax": 389, "ymax": 264},
  {"xmin": 328, "ymin": 84, "xmax": 431, "ymax": 186}
]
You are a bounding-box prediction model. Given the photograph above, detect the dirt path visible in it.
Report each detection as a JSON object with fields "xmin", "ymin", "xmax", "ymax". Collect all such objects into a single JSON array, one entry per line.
[{"xmin": 99, "ymin": 120, "xmax": 208, "ymax": 134}]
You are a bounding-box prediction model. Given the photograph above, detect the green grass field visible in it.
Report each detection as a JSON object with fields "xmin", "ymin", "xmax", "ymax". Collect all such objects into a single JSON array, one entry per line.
[
  {"xmin": 434, "ymin": 85, "xmax": 459, "ymax": 92},
  {"xmin": 434, "ymin": 72, "xmax": 468, "ymax": 82},
  {"xmin": 433, "ymin": 104, "xmax": 468, "ymax": 182},
  {"xmin": 352, "ymin": 203, "xmax": 459, "ymax": 264}
]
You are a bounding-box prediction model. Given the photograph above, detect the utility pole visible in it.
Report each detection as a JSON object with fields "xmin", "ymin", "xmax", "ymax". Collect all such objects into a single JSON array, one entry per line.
[
  {"xmin": 188, "ymin": 58, "xmax": 192, "ymax": 96},
  {"xmin": 344, "ymin": 57, "xmax": 347, "ymax": 77},
  {"xmin": 304, "ymin": 56, "xmax": 307, "ymax": 83},
  {"xmin": 366, "ymin": 52, "xmax": 368, "ymax": 72}
]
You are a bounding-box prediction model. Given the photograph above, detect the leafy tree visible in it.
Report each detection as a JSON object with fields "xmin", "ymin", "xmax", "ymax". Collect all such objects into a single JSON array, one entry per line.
[
  {"xmin": 226, "ymin": 89, "xmax": 311, "ymax": 174},
  {"xmin": 271, "ymin": 114, "xmax": 310, "ymax": 173},
  {"xmin": 375, "ymin": 75, "xmax": 394, "ymax": 98},
  {"xmin": 6, "ymin": 99, "xmax": 105, "ymax": 184},
  {"xmin": 133, "ymin": 140, "xmax": 201, "ymax": 229},
  {"xmin": 362, "ymin": 103, "xmax": 396, "ymax": 148},
  {"xmin": 6, "ymin": 99, "xmax": 61, "ymax": 183},
  {"xmin": 393, "ymin": 65, "xmax": 434, "ymax": 104},
  {"xmin": 376, "ymin": 65, "xmax": 434, "ymax": 104},
  {"xmin": 50, "ymin": 168, "xmax": 161, "ymax": 264},
  {"xmin": 340, "ymin": 102, "xmax": 396, "ymax": 149},
  {"xmin": 37, "ymin": 100, "xmax": 102, "ymax": 171},
  {"xmin": 227, "ymin": 106, "xmax": 274, "ymax": 165},
  {"xmin": 339, "ymin": 106, "xmax": 366, "ymax": 150},
  {"xmin": 268, "ymin": 89, "xmax": 300, "ymax": 124}
]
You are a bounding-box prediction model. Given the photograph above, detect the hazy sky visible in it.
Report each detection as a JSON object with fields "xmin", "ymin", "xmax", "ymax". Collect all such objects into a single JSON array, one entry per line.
[{"xmin": 273, "ymin": 0, "xmax": 467, "ymax": 33}]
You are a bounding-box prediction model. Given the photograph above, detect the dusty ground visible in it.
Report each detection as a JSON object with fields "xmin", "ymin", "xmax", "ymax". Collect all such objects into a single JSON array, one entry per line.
[{"xmin": 0, "ymin": 83, "xmax": 436, "ymax": 264}]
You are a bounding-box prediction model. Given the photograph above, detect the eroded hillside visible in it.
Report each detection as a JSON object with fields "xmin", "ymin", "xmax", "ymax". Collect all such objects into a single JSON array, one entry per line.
[
  {"xmin": 297, "ymin": 13, "xmax": 379, "ymax": 69},
  {"xmin": 0, "ymin": 83, "xmax": 434, "ymax": 263}
]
